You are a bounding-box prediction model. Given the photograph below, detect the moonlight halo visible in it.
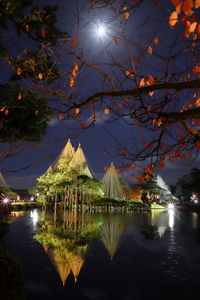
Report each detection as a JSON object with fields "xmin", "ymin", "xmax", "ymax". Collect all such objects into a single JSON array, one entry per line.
[{"xmin": 96, "ymin": 24, "xmax": 106, "ymax": 37}]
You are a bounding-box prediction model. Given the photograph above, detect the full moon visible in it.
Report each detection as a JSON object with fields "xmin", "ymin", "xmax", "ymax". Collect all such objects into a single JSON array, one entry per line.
[{"xmin": 97, "ymin": 25, "xmax": 106, "ymax": 37}]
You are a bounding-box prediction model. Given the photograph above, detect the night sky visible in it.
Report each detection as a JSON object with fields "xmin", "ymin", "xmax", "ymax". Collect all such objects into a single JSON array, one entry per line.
[{"xmin": 1, "ymin": 0, "xmax": 200, "ymax": 189}]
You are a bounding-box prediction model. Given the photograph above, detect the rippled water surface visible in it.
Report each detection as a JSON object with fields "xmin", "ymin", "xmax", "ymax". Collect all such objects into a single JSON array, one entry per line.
[{"xmin": 2, "ymin": 209, "xmax": 200, "ymax": 300}]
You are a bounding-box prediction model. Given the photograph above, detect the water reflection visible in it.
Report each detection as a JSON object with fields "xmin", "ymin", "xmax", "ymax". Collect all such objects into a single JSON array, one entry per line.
[
  {"xmin": 140, "ymin": 209, "xmax": 176, "ymax": 241},
  {"xmin": 30, "ymin": 209, "xmax": 39, "ymax": 228},
  {"xmin": 168, "ymin": 208, "xmax": 175, "ymax": 229},
  {"xmin": 5, "ymin": 208, "xmax": 200, "ymax": 299},
  {"xmin": 100, "ymin": 222, "xmax": 125, "ymax": 259},
  {"xmin": 34, "ymin": 211, "xmax": 102, "ymax": 285}
]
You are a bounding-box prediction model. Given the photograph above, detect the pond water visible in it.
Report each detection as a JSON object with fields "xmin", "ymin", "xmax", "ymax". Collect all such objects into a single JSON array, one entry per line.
[{"xmin": 1, "ymin": 208, "xmax": 200, "ymax": 300}]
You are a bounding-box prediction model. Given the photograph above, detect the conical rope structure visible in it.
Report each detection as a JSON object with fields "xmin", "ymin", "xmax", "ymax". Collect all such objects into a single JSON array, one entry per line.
[
  {"xmin": 51, "ymin": 138, "xmax": 75, "ymax": 171},
  {"xmin": 0, "ymin": 172, "xmax": 9, "ymax": 188},
  {"xmin": 69, "ymin": 143, "xmax": 92, "ymax": 178},
  {"xmin": 102, "ymin": 162, "xmax": 132, "ymax": 199}
]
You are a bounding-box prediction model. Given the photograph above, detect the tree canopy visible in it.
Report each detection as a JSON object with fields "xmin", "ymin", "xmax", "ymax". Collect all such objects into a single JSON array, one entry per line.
[{"xmin": 0, "ymin": 0, "xmax": 67, "ymax": 144}]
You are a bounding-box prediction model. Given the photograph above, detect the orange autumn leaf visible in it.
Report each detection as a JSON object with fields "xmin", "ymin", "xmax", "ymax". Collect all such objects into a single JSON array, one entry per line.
[
  {"xmin": 146, "ymin": 75, "xmax": 154, "ymax": 85},
  {"xmin": 17, "ymin": 68, "xmax": 22, "ymax": 75},
  {"xmin": 147, "ymin": 46, "xmax": 153, "ymax": 54},
  {"xmin": 123, "ymin": 7, "xmax": 130, "ymax": 20},
  {"xmin": 153, "ymin": 37, "xmax": 159, "ymax": 44},
  {"xmin": 182, "ymin": 0, "xmax": 193, "ymax": 16},
  {"xmin": 188, "ymin": 21, "xmax": 197, "ymax": 33},
  {"xmin": 157, "ymin": 118, "xmax": 162, "ymax": 126},
  {"xmin": 75, "ymin": 108, "xmax": 80, "ymax": 115},
  {"xmin": 25, "ymin": 24, "xmax": 29, "ymax": 32},
  {"xmin": 195, "ymin": 0, "xmax": 200, "ymax": 8},
  {"xmin": 71, "ymin": 69, "xmax": 76, "ymax": 77},
  {"xmin": 17, "ymin": 93, "xmax": 22, "ymax": 100},
  {"xmin": 72, "ymin": 39, "xmax": 78, "ymax": 47},
  {"xmin": 149, "ymin": 91, "xmax": 154, "ymax": 96},
  {"xmin": 114, "ymin": 38, "xmax": 119, "ymax": 45},
  {"xmin": 74, "ymin": 64, "xmax": 79, "ymax": 71},
  {"xmin": 139, "ymin": 78, "xmax": 145, "ymax": 88},
  {"xmin": 38, "ymin": 73, "xmax": 43, "ymax": 80},
  {"xmin": 59, "ymin": 114, "xmax": 64, "ymax": 120},
  {"xmin": 169, "ymin": 11, "xmax": 178, "ymax": 27},
  {"xmin": 92, "ymin": 111, "xmax": 95, "ymax": 121},
  {"xmin": 171, "ymin": 0, "xmax": 182, "ymax": 13},
  {"xmin": 124, "ymin": 97, "xmax": 130, "ymax": 103},
  {"xmin": 69, "ymin": 77, "xmax": 75, "ymax": 87},
  {"xmin": 104, "ymin": 108, "xmax": 110, "ymax": 114},
  {"xmin": 196, "ymin": 98, "xmax": 200, "ymax": 106}
]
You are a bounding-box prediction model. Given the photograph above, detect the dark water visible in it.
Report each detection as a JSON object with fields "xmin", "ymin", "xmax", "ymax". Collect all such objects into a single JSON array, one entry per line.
[{"xmin": 1, "ymin": 209, "xmax": 200, "ymax": 300}]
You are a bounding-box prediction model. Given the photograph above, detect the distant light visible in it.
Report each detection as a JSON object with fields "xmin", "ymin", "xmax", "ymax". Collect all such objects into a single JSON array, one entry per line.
[
  {"xmin": 97, "ymin": 24, "xmax": 106, "ymax": 37},
  {"xmin": 168, "ymin": 203, "xmax": 175, "ymax": 210},
  {"xmin": 30, "ymin": 209, "xmax": 38, "ymax": 227},
  {"xmin": 3, "ymin": 198, "xmax": 9, "ymax": 204}
]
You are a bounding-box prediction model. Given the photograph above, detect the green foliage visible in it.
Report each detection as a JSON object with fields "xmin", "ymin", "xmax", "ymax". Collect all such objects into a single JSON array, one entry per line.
[
  {"xmin": 35, "ymin": 164, "xmax": 104, "ymax": 203},
  {"xmin": 91, "ymin": 197, "xmax": 148, "ymax": 208},
  {"xmin": 0, "ymin": 0, "xmax": 67, "ymax": 142},
  {"xmin": 34, "ymin": 219, "xmax": 102, "ymax": 252},
  {"xmin": 175, "ymin": 168, "xmax": 200, "ymax": 202}
]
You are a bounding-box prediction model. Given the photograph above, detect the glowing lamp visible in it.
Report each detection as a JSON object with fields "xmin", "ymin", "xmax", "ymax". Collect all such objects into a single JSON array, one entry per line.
[{"xmin": 3, "ymin": 198, "xmax": 9, "ymax": 204}]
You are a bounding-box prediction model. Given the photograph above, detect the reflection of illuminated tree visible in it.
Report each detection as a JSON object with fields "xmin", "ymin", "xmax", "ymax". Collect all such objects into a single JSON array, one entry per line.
[
  {"xmin": 100, "ymin": 221, "xmax": 125, "ymax": 259},
  {"xmin": 34, "ymin": 214, "xmax": 102, "ymax": 284},
  {"xmin": 65, "ymin": 246, "xmax": 87, "ymax": 283},
  {"xmin": 47, "ymin": 248, "xmax": 71, "ymax": 286}
]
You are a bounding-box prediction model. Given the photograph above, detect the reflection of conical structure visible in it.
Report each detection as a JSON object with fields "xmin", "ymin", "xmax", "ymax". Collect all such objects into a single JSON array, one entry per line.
[
  {"xmin": 47, "ymin": 248, "xmax": 71, "ymax": 286},
  {"xmin": 0, "ymin": 172, "xmax": 9, "ymax": 187},
  {"xmin": 102, "ymin": 162, "xmax": 131, "ymax": 199},
  {"xmin": 52, "ymin": 138, "xmax": 75, "ymax": 171},
  {"xmin": 69, "ymin": 144, "xmax": 92, "ymax": 178},
  {"xmin": 65, "ymin": 246, "xmax": 87, "ymax": 282},
  {"xmin": 100, "ymin": 222, "xmax": 125, "ymax": 259}
]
